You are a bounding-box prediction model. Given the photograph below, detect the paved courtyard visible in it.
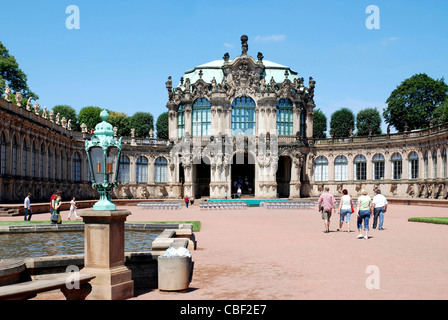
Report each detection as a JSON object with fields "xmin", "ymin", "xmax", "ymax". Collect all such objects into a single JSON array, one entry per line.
[{"xmin": 1, "ymin": 203, "xmax": 447, "ymax": 300}]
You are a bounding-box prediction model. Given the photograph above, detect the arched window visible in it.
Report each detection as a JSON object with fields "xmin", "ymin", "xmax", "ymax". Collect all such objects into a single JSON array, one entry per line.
[
  {"xmin": 373, "ymin": 154, "xmax": 385, "ymax": 180},
  {"xmin": 424, "ymin": 151, "xmax": 429, "ymax": 180},
  {"xmin": 60, "ymin": 151, "xmax": 65, "ymax": 181},
  {"xmin": 154, "ymin": 157, "xmax": 168, "ymax": 183},
  {"xmin": 391, "ymin": 153, "xmax": 402, "ymax": 180},
  {"xmin": 39, "ymin": 143, "xmax": 45, "ymax": 179},
  {"xmin": 73, "ymin": 152, "xmax": 82, "ymax": 182},
  {"xmin": 47, "ymin": 147, "xmax": 51, "ymax": 179},
  {"xmin": 276, "ymin": 99, "xmax": 293, "ymax": 136},
  {"xmin": 232, "ymin": 97, "xmax": 256, "ymax": 136},
  {"xmin": 314, "ymin": 156, "xmax": 328, "ymax": 182},
  {"xmin": 32, "ymin": 142, "xmax": 38, "ymax": 178},
  {"xmin": 192, "ymin": 98, "xmax": 211, "ymax": 137},
  {"xmin": 334, "ymin": 155, "xmax": 348, "ymax": 181},
  {"xmin": 136, "ymin": 156, "xmax": 148, "ymax": 183},
  {"xmin": 0, "ymin": 132, "xmax": 6, "ymax": 175},
  {"xmin": 177, "ymin": 105, "xmax": 185, "ymax": 139},
  {"xmin": 442, "ymin": 149, "xmax": 447, "ymax": 179},
  {"xmin": 118, "ymin": 155, "xmax": 130, "ymax": 183},
  {"xmin": 409, "ymin": 152, "xmax": 419, "ymax": 180},
  {"xmin": 300, "ymin": 106, "xmax": 306, "ymax": 137},
  {"xmin": 22, "ymin": 139, "xmax": 28, "ymax": 177},
  {"xmin": 354, "ymin": 155, "xmax": 367, "ymax": 181},
  {"xmin": 12, "ymin": 136, "xmax": 18, "ymax": 176},
  {"xmin": 432, "ymin": 150, "xmax": 438, "ymax": 179}
]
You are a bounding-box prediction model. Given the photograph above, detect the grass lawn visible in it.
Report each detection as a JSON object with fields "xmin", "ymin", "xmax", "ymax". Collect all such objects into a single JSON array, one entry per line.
[
  {"xmin": 408, "ymin": 217, "xmax": 448, "ymax": 225},
  {"xmin": 0, "ymin": 220, "xmax": 201, "ymax": 231}
]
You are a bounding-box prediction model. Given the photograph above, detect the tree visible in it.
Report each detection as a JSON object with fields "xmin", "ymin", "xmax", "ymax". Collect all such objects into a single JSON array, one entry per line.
[
  {"xmin": 313, "ymin": 108, "xmax": 327, "ymax": 139},
  {"xmin": 0, "ymin": 41, "xmax": 38, "ymax": 100},
  {"xmin": 130, "ymin": 112, "xmax": 154, "ymax": 138},
  {"xmin": 330, "ymin": 107, "xmax": 355, "ymax": 138},
  {"xmin": 356, "ymin": 108, "xmax": 382, "ymax": 136},
  {"xmin": 52, "ymin": 105, "xmax": 79, "ymax": 131},
  {"xmin": 156, "ymin": 112, "xmax": 169, "ymax": 140},
  {"xmin": 434, "ymin": 100, "xmax": 448, "ymax": 125},
  {"xmin": 108, "ymin": 111, "xmax": 131, "ymax": 137},
  {"xmin": 383, "ymin": 73, "xmax": 448, "ymax": 132},
  {"xmin": 78, "ymin": 106, "xmax": 103, "ymax": 131}
]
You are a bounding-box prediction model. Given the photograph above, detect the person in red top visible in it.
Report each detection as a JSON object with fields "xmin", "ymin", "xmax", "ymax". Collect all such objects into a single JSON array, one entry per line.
[
  {"xmin": 50, "ymin": 190, "xmax": 61, "ymax": 215},
  {"xmin": 184, "ymin": 195, "xmax": 189, "ymax": 208},
  {"xmin": 318, "ymin": 187, "xmax": 335, "ymax": 233}
]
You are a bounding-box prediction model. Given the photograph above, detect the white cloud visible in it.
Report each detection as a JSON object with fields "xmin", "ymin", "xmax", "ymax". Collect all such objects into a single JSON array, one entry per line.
[
  {"xmin": 381, "ymin": 37, "xmax": 399, "ymax": 46},
  {"xmin": 224, "ymin": 42, "xmax": 234, "ymax": 48},
  {"xmin": 254, "ymin": 34, "xmax": 286, "ymax": 42}
]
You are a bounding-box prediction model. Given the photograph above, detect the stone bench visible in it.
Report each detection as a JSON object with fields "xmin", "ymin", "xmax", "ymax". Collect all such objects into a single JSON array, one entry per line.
[{"xmin": 0, "ymin": 273, "xmax": 95, "ymax": 300}]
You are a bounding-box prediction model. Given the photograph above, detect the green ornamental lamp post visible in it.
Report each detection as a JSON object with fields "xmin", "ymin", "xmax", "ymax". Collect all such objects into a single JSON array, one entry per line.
[{"xmin": 85, "ymin": 110, "xmax": 122, "ymax": 211}]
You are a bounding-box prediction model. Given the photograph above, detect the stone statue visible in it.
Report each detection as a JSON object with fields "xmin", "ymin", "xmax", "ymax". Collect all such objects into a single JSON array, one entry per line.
[
  {"xmin": 67, "ymin": 119, "xmax": 72, "ymax": 130},
  {"xmin": 15, "ymin": 92, "xmax": 23, "ymax": 107},
  {"xmin": 113, "ymin": 126, "xmax": 118, "ymax": 137},
  {"xmin": 81, "ymin": 123, "xmax": 87, "ymax": 133},
  {"xmin": 33, "ymin": 102, "xmax": 40, "ymax": 115},
  {"xmin": 55, "ymin": 113, "xmax": 60, "ymax": 125},
  {"xmin": 61, "ymin": 117, "xmax": 67, "ymax": 128},
  {"xmin": 223, "ymin": 52, "xmax": 230, "ymax": 62},
  {"xmin": 131, "ymin": 128, "xmax": 135, "ymax": 138},
  {"xmin": 4, "ymin": 85, "xmax": 11, "ymax": 101},
  {"xmin": 49, "ymin": 109, "xmax": 54, "ymax": 122},
  {"xmin": 42, "ymin": 106, "xmax": 47, "ymax": 119},
  {"xmin": 26, "ymin": 97, "xmax": 32, "ymax": 111},
  {"xmin": 241, "ymin": 35, "xmax": 249, "ymax": 55},
  {"xmin": 149, "ymin": 128, "xmax": 154, "ymax": 139}
]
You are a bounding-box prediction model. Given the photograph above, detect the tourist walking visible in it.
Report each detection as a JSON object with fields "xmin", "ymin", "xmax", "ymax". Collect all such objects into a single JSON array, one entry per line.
[
  {"xmin": 318, "ymin": 187, "xmax": 335, "ymax": 233},
  {"xmin": 23, "ymin": 193, "xmax": 32, "ymax": 221},
  {"xmin": 237, "ymin": 187, "xmax": 242, "ymax": 199},
  {"xmin": 371, "ymin": 189, "xmax": 387, "ymax": 230},
  {"xmin": 356, "ymin": 189, "xmax": 372, "ymax": 239},
  {"xmin": 338, "ymin": 189, "xmax": 353, "ymax": 232},
  {"xmin": 190, "ymin": 196, "xmax": 194, "ymax": 206},
  {"xmin": 68, "ymin": 196, "xmax": 80, "ymax": 220},
  {"xmin": 184, "ymin": 195, "xmax": 189, "ymax": 208}
]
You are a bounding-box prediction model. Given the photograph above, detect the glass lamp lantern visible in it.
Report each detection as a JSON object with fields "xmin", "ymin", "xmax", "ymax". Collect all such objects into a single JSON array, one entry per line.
[{"xmin": 85, "ymin": 110, "xmax": 122, "ymax": 210}]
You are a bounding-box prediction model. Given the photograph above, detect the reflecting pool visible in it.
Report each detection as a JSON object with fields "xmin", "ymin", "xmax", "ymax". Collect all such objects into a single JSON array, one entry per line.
[{"xmin": 0, "ymin": 230, "xmax": 160, "ymax": 260}]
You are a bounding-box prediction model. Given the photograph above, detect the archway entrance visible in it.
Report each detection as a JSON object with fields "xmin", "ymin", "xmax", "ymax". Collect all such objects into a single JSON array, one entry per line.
[
  {"xmin": 276, "ymin": 156, "xmax": 291, "ymax": 198},
  {"xmin": 231, "ymin": 152, "xmax": 255, "ymax": 198},
  {"xmin": 193, "ymin": 158, "xmax": 210, "ymax": 198}
]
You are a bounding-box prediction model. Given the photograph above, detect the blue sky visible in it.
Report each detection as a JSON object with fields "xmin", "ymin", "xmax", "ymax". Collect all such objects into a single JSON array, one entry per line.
[{"xmin": 1, "ymin": 0, "xmax": 447, "ymax": 133}]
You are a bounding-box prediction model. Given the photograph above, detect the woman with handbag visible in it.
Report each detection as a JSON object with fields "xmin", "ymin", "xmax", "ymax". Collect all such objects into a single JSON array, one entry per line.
[
  {"xmin": 338, "ymin": 189, "xmax": 353, "ymax": 232},
  {"xmin": 51, "ymin": 195, "xmax": 63, "ymax": 224}
]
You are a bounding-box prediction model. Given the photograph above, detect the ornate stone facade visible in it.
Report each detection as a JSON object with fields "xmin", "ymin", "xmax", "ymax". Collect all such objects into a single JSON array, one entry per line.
[{"xmin": 1, "ymin": 35, "xmax": 447, "ymax": 202}]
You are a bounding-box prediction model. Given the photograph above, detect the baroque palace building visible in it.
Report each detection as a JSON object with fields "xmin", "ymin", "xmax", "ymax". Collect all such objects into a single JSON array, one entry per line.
[{"xmin": 1, "ymin": 35, "xmax": 448, "ymax": 203}]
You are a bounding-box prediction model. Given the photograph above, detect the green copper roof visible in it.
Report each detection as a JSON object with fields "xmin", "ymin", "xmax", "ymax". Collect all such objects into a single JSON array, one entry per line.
[{"xmin": 180, "ymin": 59, "xmax": 300, "ymax": 86}]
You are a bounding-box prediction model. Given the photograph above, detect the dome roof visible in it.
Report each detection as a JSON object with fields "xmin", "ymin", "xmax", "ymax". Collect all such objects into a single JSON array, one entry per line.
[{"xmin": 180, "ymin": 59, "xmax": 300, "ymax": 86}]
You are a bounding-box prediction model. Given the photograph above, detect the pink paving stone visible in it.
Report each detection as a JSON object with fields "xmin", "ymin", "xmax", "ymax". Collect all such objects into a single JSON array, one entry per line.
[{"xmin": 1, "ymin": 203, "xmax": 447, "ymax": 300}]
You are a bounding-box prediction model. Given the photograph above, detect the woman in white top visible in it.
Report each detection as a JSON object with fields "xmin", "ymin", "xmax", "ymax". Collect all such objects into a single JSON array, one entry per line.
[{"xmin": 338, "ymin": 189, "xmax": 353, "ymax": 232}]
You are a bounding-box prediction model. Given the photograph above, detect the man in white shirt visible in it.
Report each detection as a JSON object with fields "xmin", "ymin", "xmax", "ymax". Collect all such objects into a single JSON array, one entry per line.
[
  {"xmin": 24, "ymin": 193, "xmax": 32, "ymax": 221},
  {"xmin": 370, "ymin": 189, "xmax": 387, "ymax": 230}
]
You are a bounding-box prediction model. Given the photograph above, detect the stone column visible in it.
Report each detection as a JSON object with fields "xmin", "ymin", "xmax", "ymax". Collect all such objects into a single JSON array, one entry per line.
[{"xmin": 80, "ymin": 210, "xmax": 134, "ymax": 300}]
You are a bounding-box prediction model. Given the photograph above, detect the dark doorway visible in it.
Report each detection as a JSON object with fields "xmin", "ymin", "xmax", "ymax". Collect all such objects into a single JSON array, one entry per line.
[
  {"xmin": 276, "ymin": 156, "xmax": 291, "ymax": 198},
  {"xmin": 193, "ymin": 159, "xmax": 210, "ymax": 198},
  {"xmin": 179, "ymin": 164, "xmax": 185, "ymax": 198},
  {"xmin": 231, "ymin": 152, "xmax": 255, "ymax": 197}
]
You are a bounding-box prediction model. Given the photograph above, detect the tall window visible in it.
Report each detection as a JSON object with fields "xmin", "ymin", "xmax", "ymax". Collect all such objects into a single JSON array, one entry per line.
[
  {"xmin": 22, "ymin": 139, "xmax": 28, "ymax": 177},
  {"xmin": 39, "ymin": 143, "xmax": 45, "ymax": 179},
  {"xmin": 373, "ymin": 154, "xmax": 385, "ymax": 180},
  {"xmin": 0, "ymin": 132, "xmax": 6, "ymax": 175},
  {"xmin": 442, "ymin": 149, "xmax": 447, "ymax": 179},
  {"xmin": 391, "ymin": 153, "xmax": 402, "ymax": 180},
  {"xmin": 192, "ymin": 98, "xmax": 211, "ymax": 137},
  {"xmin": 300, "ymin": 106, "xmax": 306, "ymax": 137},
  {"xmin": 177, "ymin": 105, "xmax": 185, "ymax": 139},
  {"xmin": 232, "ymin": 97, "xmax": 256, "ymax": 136},
  {"xmin": 60, "ymin": 152, "xmax": 64, "ymax": 181},
  {"xmin": 409, "ymin": 152, "xmax": 419, "ymax": 180},
  {"xmin": 424, "ymin": 151, "xmax": 429, "ymax": 180},
  {"xmin": 73, "ymin": 152, "xmax": 82, "ymax": 182},
  {"xmin": 12, "ymin": 136, "xmax": 17, "ymax": 176},
  {"xmin": 354, "ymin": 155, "xmax": 367, "ymax": 181},
  {"xmin": 154, "ymin": 157, "xmax": 168, "ymax": 183},
  {"xmin": 276, "ymin": 99, "xmax": 293, "ymax": 136},
  {"xmin": 47, "ymin": 147, "xmax": 51, "ymax": 179},
  {"xmin": 118, "ymin": 155, "xmax": 130, "ymax": 183},
  {"xmin": 136, "ymin": 156, "xmax": 148, "ymax": 183},
  {"xmin": 334, "ymin": 155, "xmax": 348, "ymax": 181},
  {"xmin": 32, "ymin": 142, "xmax": 38, "ymax": 178},
  {"xmin": 432, "ymin": 150, "xmax": 438, "ymax": 179},
  {"xmin": 314, "ymin": 156, "xmax": 328, "ymax": 182}
]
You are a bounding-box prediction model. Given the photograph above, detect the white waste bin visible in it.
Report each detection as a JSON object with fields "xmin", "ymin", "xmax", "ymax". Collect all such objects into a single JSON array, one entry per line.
[{"xmin": 158, "ymin": 255, "xmax": 191, "ymax": 292}]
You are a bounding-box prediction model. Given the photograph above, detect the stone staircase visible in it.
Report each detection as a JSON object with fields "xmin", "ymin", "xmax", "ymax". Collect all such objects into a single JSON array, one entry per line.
[{"xmin": 0, "ymin": 207, "xmax": 19, "ymax": 217}]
